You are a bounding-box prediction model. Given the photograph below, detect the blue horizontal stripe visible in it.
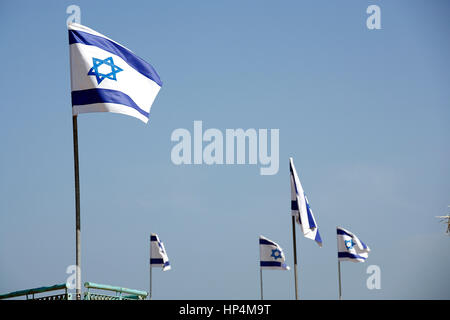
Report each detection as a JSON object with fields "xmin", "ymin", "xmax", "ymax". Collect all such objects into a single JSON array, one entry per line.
[
  {"xmin": 150, "ymin": 258, "xmax": 164, "ymax": 264},
  {"xmin": 260, "ymin": 261, "xmax": 283, "ymax": 267},
  {"xmin": 291, "ymin": 200, "xmax": 298, "ymax": 211},
  {"xmin": 338, "ymin": 252, "xmax": 367, "ymax": 261},
  {"xmin": 72, "ymin": 88, "xmax": 149, "ymax": 118},
  {"xmin": 259, "ymin": 238, "xmax": 276, "ymax": 246},
  {"xmin": 151, "ymin": 259, "xmax": 170, "ymax": 267},
  {"xmin": 336, "ymin": 228, "xmax": 353, "ymax": 238},
  {"xmin": 69, "ymin": 29, "xmax": 162, "ymax": 87}
]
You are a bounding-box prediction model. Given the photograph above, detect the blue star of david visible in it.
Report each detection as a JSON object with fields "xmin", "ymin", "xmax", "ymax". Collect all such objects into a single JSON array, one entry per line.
[
  {"xmin": 345, "ymin": 239, "xmax": 355, "ymax": 250},
  {"xmin": 271, "ymin": 249, "xmax": 282, "ymax": 260},
  {"xmin": 87, "ymin": 57, "xmax": 123, "ymax": 85}
]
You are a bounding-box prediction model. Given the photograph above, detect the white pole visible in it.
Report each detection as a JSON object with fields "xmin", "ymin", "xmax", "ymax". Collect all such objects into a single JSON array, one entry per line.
[
  {"xmin": 260, "ymin": 268, "xmax": 263, "ymax": 300},
  {"xmin": 338, "ymin": 261, "xmax": 342, "ymax": 300}
]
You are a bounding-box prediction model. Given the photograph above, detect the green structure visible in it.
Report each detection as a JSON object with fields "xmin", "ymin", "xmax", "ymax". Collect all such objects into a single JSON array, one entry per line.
[{"xmin": 0, "ymin": 282, "xmax": 148, "ymax": 300}]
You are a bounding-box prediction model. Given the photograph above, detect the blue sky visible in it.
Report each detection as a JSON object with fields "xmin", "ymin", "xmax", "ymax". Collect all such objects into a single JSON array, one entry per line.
[{"xmin": 0, "ymin": 0, "xmax": 449, "ymax": 299}]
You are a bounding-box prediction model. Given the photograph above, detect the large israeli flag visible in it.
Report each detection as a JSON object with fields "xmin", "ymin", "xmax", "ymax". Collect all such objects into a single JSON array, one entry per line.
[
  {"xmin": 259, "ymin": 236, "xmax": 290, "ymax": 270},
  {"xmin": 290, "ymin": 158, "xmax": 322, "ymax": 247},
  {"xmin": 150, "ymin": 234, "xmax": 171, "ymax": 271},
  {"xmin": 68, "ymin": 23, "xmax": 162, "ymax": 123},
  {"xmin": 337, "ymin": 227, "xmax": 370, "ymax": 263}
]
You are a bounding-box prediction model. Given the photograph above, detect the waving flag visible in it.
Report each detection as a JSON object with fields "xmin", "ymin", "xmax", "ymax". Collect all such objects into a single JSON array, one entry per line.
[
  {"xmin": 68, "ymin": 23, "xmax": 162, "ymax": 123},
  {"xmin": 289, "ymin": 158, "xmax": 322, "ymax": 247},
  {"xmin": 337, "ymin": 227, "xmax": 370, "ymax": 262},
  {"xmin": 259, "ymin": 236, "xmax": 290, "ymax": 270},
  {"xmin": 150, "ymin": 234, "xmax": 171, "ymax": 271}
]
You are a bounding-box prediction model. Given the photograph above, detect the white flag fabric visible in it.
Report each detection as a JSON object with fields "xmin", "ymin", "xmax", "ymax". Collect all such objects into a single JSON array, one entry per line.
[
  {"xmin": 290, "ymin": 158, "xmax": 322, "ymax": 247},
  {"xmin": 259, "ymin": 236, "xmax": 290, "ymax": 270},
  {"xmin": 150, "ymin": 234, "xmax": 171, "ymax": 271},
  {"xmin": 68, "ymin": 23, "xmax": 162, "ymax": 123},
  {"xmin": 337, "ymin": 227, "xmax": 370, "ymax": 263}
]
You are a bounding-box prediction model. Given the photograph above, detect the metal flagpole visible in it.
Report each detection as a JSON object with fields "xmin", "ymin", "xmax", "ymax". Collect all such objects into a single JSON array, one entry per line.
[
  {"xmin": 338, "ymin": 260, "xmax": 342, "ymax": 300},
  {"xmin": 72, "ymin": 115, "xmax": 81, "ymax": 300},
  {"xmin": 149, "ymin": 234, "xmax": 155, "ymax": 300},
  {"xmin": 291, "ymin": 215, "xmax": 299, "ymax": 300},
  {"xmin": 149, "ymin": 262, "xmax": 152, "ymax": 300},
  {"xmin": 260, "ymin": 268, "xmax": 263, "ymax": 300},
  {"xmin": 336, "ymin": 226, "xmax": 342, "ymax": 300},
  {"xmin": 149, "ymin": 236, "xmax": 152, "ymax": 300}
]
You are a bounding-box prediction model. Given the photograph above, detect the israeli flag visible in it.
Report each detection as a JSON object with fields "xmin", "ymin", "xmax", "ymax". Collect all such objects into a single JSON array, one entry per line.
[
  {"xmin": 150, "ymin": 234, "xmax": 171, "ymax": 271},
  {"xmin": 337, "ymin": 227, "xmax": 370, "ymax": 263},
  {"xmin": 259, "ymin": 236, "xmax": 290, "ymax": 270},
  {"xmin": 290, "ymin": 158, "xmax": 322, "ymax": 247},
  {"xmin": 68, "ymin": 23, "xmax": 162, "ymax": 123}
]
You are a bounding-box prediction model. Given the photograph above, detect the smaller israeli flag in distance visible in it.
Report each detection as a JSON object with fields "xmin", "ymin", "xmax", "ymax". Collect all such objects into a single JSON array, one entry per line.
[
  {"xmin": 259, "ymin": 236, "xmax": 290, "ymax": 270},
  {"xmin": 150, "ymin": 234, "xmax": 171, "ymax": 271},
  {"xmin": 337, "ymin": 227, "xmax": 370, "ymax": 263},
  {"xmin": 68, "ymin": 23, "xmax": 162, "ymax": 123},
  {"xmin": 290, "ymin": 158, "xmax": 322, "ymax": 247}
]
